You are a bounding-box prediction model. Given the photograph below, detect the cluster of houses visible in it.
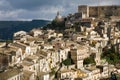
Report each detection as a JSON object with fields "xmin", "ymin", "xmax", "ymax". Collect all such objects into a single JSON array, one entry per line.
[{"xmin": 0, "ymin": 5, "xmax": 120, "ymax": 80}]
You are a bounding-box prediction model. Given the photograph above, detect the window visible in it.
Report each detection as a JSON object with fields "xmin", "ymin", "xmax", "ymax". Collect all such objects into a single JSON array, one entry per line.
[
  {"xmin": 20, "ymin": 75, "xmax": 23, "ymax": 80},
  {"xmin": 101, "ymin": 7, "xmax": 104, "ymax": 10},
  {"xmin": 17, "ymin": 75, "xmax": 19, "ymax": 80},
  {"xmin": 114, "ymin": 6, "xmax": 117, "ymax": 10},
  {"xmin": 29, "ymin": 68, "xmax": 31, "ymax": 70},
  {"xmin": 62, "ymin": 75, "xmax": 64, "ymax": 78},
  {"xmin": 34, "ymin": 66, "xmax": 36, "ymax": 70}
]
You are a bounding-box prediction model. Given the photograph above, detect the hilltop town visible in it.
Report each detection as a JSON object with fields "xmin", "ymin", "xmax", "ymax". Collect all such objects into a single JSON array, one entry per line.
[{"xmin": 0, "ymin": 5, "xmax": 120, "ymax": 80}]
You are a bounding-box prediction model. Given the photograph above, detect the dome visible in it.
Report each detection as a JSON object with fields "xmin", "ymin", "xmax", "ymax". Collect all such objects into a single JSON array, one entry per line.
[{"xmin": 55, "ymin": 11, "xmax": 63, "ymax": 21}]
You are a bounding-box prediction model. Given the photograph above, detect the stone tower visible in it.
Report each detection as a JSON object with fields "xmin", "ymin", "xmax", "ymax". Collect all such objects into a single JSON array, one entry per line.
[{"xmin": 95, "ymin": 42, "xmax": 102, "ymax": 65}]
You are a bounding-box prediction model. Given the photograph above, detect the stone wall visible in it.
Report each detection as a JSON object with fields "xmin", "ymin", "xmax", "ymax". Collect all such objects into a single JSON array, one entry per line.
[
  {"xmin": 78, "ymin": 5, "xmax": 89, "ymax": 18},
  {"xmin": 78, "ymin": 5, "xmax": 120, "ymax": 18}
]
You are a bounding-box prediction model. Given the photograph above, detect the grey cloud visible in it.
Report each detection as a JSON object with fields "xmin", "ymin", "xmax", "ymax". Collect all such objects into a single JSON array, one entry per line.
[
  {"xmin": 0, "ymin": 0, "xmax": 120, "ymax": 20},
  {"xmin": 0, "ymin": 0, "xmax": 13, "ymax": 11},
  {"xmin": 7, "ymin": 0, "xmax": 63, "ymax": 10},
  {"xmin": 6, "ymin": 0, "xmax": 99, "ymax": 10}
]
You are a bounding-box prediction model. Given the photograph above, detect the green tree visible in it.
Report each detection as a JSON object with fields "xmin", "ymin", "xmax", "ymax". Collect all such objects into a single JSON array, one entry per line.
[
  {"xmin": 101, "ymin": 45, "xmax": 120, "ymax": 64},
  {"xmin": 83, "ymin": 56, "xmax": 96, "ymax": 65}
]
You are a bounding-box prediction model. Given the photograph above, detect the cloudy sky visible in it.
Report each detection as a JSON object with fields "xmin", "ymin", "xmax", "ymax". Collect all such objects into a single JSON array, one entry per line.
[{"xmin": 0, "ymin": 0, "xmax": 120, "ymax": 21}]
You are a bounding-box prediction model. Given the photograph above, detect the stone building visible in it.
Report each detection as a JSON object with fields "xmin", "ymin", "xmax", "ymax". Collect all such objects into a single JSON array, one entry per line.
[
  {"xmin": 70, "ymin": 45, "xmax": 89, "ymax": 69},
  {"xmin": 78, "ymin": 5, "xmax": 120, "ymax": 18},
  {"xmin": 78, "ymin": 5, "xmax": 89, "ymax": 18},
  {"xmin": 0, "ymin": 68, "xmax": 23, "ymax": 80}
]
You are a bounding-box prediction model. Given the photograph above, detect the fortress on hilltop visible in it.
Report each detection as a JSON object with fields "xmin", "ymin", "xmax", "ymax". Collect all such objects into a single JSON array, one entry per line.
[{"xmin": 78, "ymin": 5, "xmax": 120, "ymax": 18}]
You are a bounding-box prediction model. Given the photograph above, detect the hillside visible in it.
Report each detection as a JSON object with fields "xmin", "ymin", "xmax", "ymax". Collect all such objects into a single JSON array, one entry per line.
[{"xmin": 0, "ymin": 20, "xmax": 50, "ymax": 40}]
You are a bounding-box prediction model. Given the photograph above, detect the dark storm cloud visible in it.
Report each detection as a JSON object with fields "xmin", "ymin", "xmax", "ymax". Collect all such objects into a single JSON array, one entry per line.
[
  {"xmin": 0, "ymin": 0, "xmax": 120, "ymax": 20},
  {"xmin": 7, "ymin": 0, "xmax": 63, "ymax": 10},
  {"xmin": 7, "ymin": 0, "xmax": 96, "ymax": 10}
]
